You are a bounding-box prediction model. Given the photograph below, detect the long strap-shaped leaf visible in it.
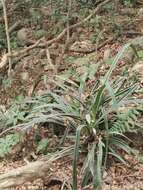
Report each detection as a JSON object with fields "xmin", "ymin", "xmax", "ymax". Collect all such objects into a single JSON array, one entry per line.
[
  {"xmin": 105, "ymin": 81, "xmax": 118, "ymax": 111},
  {"xmin": 91, "ymin": 44, "xmax": 131, "ymax": 120},
  {"xmin": 102, "ymin": 108, "xmax": 109, "ymax": 173},
  {"xmin": 94, "ymin": 138, "xmax": 103, "ymax": 189},
  {"xmin": 92, "ymin": 85, "xmax": 105, "ymax": 117},
  {"xmin": 72, "ymin": 125, "xmax": 85, "ymax": 190},
  {"xmin": 104, "ymin": 43, "xmax": 131, "ymax": 83}
]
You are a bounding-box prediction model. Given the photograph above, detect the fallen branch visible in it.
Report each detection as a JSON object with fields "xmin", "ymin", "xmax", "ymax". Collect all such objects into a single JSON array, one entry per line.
[
  {"xmin": 0, "ymin": 0, "xmax": 111, "ymax": 70},
  {"xmin": 69, "ymin": 37, "xmax": 113, "ymax": 54},
  {"xmin": 0, "ymin": 160, "xmax": 51, "ymax": 189},
  {"xmin": 42, "ymin": 0, "xmax": 111, "ymax": 47},
  {"xmin": 1, "ymin": 0, "xmax": 12, "ymax": 75},
  {"xmin": 0, "ymin": 147, "xmax": 73, "ymax": 189},
  {"xmin": 0, "ymin": 38, "xmax": 43, "ymax": 69}
]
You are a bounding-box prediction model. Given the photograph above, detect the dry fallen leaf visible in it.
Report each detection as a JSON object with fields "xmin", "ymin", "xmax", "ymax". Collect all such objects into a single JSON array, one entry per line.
[
  {"xmin": 132, "ymin": 60, "xmax": 143, "ymax": 76},
  {"xmin": 132, "ymin": 63, "xmax": 143, "ymax": 83},
  {"xmin": 70, "ymin": 40, "xmax": 93, "ymax": 51},
  {"xmin": 0, "ymin": 53, "xmax": 8, "ymax": 69},
  {"xmin": 103, "ymin": 48, "xmax": 111, "ymax": 61}
]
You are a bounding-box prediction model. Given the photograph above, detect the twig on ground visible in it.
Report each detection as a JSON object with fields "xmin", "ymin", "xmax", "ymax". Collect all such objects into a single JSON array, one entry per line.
[
  {"xmin": 66, "ymin": 0, "xmax": 72, "ymax": 41},
  {"xmin": 45, "ymin": 46, "xmax": 57, "ymax": 74},
  {"xmin": 46, "ymin": 48, "xmax": 53, "ymax": 66},
  {"xmin": 8, "ymin": 20, "xmax": 21, "ymax": 34},
  {"xmin": 0, "ymin": 0, "xmax": 111, "ymax": 70},
  {"xmin": 44, "ymin": 0, "xmax": 111, "ymax": 47},
  {"xmin": 0, "ymin": 38, "xmax": 43, "ymax": 69},
  {"xmin": 1, "ymin": 0, "xmax": 12, "ymax": 76},
  {"xmin": 123, "ymin": 31, "xmax": 143, "ymax": 37},
  {"xmin": 69, "ymin": 37, "xmax": 113, "ymax": 54},
  {"xmin": 0, "ymin": 147, "xmax": 73, "ymax": 189}
]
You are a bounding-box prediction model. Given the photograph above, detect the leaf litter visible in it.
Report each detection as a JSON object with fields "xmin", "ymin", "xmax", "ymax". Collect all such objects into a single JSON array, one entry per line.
[{"xmin": 0, "ymin": 1, "xmax": 143, "ymax": 190}]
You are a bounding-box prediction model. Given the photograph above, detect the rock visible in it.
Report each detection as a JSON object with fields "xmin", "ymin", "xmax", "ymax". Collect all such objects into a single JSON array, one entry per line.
[
  {"xmin": 20, "ymin": 72, "xmax": 29, "ymax": 81},
  {"xmin": 17, "ymin": 28, "xmax": 28, "ymax": 45}
]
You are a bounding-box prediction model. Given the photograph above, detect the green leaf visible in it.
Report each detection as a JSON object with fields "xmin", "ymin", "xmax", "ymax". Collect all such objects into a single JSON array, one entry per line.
[
  {"xmin": 109, "ymin": 147, "xmax": 127, "ymax": 165},
  {"xmin": 72, "ymin": 125, "xmax": 84, "ymax": 190},
  {"xmin": 81, "ymin": 143, "xmax": 97, "ymax": 187},
  {"xmin": 0, "ymin": 133, "xmax": 20, "ymax": 157},
  {"xmin": 117, "ymin": 84, "xmax": 138, "ymax": 103},
  {"xmin": 104, "ymin": 43, "xmax": 130, "ymax": 83},
  {"xmin": 85, "ymin": 114, "xmax": 91, "ymax": 124},
  {"xmin": 91, "ymin": 85, "xmax": 105, "ymax": 118},
  {"xmin": 94, "ymin": 138, "xmax": 103, "ymax": 189},
  {"xmin": 105, "ymin": 81, "xmax": 118, "ymax": 111},
  {"xmin": 37, "ymin": 138, "xmax": 49, "ymax": 153},
  {"xmin": 111, "ymin": 137, "xmax": 132, "ymax": 154},
  {"xmin": 102, "ymin": 109, "xmax": 109, "ymax": 172}
]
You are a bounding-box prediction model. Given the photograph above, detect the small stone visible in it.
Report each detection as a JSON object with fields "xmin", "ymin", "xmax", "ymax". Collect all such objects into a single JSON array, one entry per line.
[
  {"xmin": 17, "ymin": 28, "xmax": 28, "ymax": 45},
  {"xmin": 20, "ymin": 72, "xmax": 29, "ymax": 81}
]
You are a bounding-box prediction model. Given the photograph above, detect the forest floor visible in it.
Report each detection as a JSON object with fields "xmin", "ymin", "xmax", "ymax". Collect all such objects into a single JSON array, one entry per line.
[
  {"xmin": 0, "ymin": 1, "xmax": 143, "ymax": 189},
  {"xmin": 0, "ymin": 154, "xmax": 143, "ymax": 190}
]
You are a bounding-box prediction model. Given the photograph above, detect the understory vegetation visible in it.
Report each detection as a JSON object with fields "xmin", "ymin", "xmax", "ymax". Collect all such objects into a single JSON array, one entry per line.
[{"xmin": 0, "ymin": 0, "xmax": 143, "ymax": 189}]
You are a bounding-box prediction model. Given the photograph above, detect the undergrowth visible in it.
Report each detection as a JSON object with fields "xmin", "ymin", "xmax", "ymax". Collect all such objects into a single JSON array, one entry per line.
[{"xmin": 0, "ymin": 43, "xmax": 143, "ymax": 189}]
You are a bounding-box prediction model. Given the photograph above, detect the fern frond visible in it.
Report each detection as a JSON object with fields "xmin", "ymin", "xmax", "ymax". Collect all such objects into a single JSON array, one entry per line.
[{"xmin": 109, "ymin": 108, "xmax": 140, "ymax": 134}]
